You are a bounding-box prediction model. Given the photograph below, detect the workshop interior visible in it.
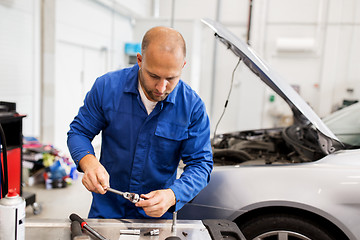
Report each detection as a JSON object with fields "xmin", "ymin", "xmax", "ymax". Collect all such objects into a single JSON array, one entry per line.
[{"xmin": 1, "ymin": 0, "xmax": 360, "ymax": 240}]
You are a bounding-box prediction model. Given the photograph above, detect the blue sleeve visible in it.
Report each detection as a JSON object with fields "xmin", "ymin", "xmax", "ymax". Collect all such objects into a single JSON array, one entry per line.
[
  {"xmin": 169, "ymin": 100, "xmax": 213, "ymax": 211},
  {"xmin": 67, "ymin": 77, "xmax": 107, "ymax": 169}
]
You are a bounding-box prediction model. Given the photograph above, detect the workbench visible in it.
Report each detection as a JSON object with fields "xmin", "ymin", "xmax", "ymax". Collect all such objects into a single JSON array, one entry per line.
[{"xmin": 25, "ymin": 218, "xmax": 246, "ymax": 239}]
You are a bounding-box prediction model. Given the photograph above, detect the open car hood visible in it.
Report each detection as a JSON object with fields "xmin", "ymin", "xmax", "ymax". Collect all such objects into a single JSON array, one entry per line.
[{"xmin": 202, "ymin": 19, "xmax": 343, "ymax": 154}]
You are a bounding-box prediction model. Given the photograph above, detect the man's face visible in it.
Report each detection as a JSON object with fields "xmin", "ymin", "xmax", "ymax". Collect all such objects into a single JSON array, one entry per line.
[{"xmin": 137, "ymin": 46, "xmax": 186, "ymax": 102}]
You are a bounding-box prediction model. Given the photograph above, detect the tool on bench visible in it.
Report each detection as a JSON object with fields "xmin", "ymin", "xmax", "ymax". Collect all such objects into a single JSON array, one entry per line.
[
  {"xmin": 70, "ymin": 213, "xmax": 109, "ymax": 240},
  {"xmin": 164, "ymin": 212, "xmax": 181, "ymax": 240},
  {"xmin": 119, "ymin": 229, "xmax": 141, "ymax": 235},
  {"xmin": 144, "ymin": 229, "xmax": 160, "ymax": 236},
  {"xmin": 71, "ymin": 221, "xmax": 90, "ymax": 240},
  {"xmin": 105, "ymin": 187, "xmax": 144, "ymax": 203}
]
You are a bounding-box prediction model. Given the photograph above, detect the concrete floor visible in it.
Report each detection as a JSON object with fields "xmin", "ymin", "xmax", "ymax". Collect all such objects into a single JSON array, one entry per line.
[{"xmin": 24, "ymin": 173, "xmax": 92, "ymax": 219}]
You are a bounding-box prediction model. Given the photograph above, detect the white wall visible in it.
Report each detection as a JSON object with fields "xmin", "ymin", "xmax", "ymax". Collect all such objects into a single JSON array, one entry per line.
[
  {"xmin": 0, "ymin": 0, "xmax": 151, "ymax": 154},
  {"xmin": 318, "ymin": 0, "xmax": 360, "ymax": 115},
  {"xmin": 52, "ymin": 0, "xmax": 151, "ymax": 154},
  {"xmin": 255, "ymin": 0, "xmax": 360, "ymax": 118},
  {"xmin": 156, "ymin": 0, "xmax": 360, "ymax": 134},
  {"xmin": 1, "ymin": 0, "xmax": 359, "ymax": 151},
  {"xmin": 156, "ymin": 0, "xmax": 267, "ymax": 134},
  {"xmin": 0, "ymin": 0, "xmax": 41, "ymax": 137}
]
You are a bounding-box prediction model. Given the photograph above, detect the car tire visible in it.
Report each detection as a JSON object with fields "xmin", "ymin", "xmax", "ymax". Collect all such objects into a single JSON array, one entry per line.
[{"xmin": 239, "ymin": 213, "xmax": 337, "ymax": 240}]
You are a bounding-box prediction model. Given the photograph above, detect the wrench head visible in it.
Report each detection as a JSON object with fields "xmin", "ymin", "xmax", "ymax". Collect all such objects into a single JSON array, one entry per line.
[{"xmin": 123, "ymin": 192, "xmax": 141, "ymax": 203}]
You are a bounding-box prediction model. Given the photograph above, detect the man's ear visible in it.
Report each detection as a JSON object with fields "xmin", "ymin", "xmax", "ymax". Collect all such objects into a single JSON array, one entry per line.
[{"xmin": 137, "ymin": 53, "xmax": 142, "ymax": 68}]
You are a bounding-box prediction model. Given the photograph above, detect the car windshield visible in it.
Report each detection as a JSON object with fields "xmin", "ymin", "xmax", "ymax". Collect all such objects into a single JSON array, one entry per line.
[{"xmin": 323, "ymin": 103, "xmax": 360, "ymax": 147}]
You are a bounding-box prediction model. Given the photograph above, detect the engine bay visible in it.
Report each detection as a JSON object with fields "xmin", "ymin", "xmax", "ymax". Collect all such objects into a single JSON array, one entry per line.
[{"xmin": 212, "ymin": 126, "xmax": 326, "ymax": 166}]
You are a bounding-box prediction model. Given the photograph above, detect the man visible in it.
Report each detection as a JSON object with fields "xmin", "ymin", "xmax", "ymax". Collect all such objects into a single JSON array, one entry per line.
[{"xmin": 67, "ymin": 26, "xmax": 213, "ymax": 219}]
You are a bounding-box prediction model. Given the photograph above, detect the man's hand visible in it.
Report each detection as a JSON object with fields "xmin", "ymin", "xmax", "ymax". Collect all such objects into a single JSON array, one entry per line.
[
  {"xmin": 135, "ymin": 189, "xmax": 176, "ymax": 218},
  {"xmin": 79, "ymin": 154, "xmax": 109, "ymax": 194}
]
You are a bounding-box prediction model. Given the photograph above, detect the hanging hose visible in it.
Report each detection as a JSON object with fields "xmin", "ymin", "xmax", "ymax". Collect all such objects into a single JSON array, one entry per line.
[
  {"xmin": 212, "ymin": 57, "xmax": 242, "ymax": 142},
  {"xmin": 0, "ymin": 123, "xmax": 8, "ymax": 198}
]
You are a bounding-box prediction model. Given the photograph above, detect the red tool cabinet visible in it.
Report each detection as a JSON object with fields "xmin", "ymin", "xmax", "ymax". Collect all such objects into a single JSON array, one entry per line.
[
  {"xmin": 0, "ymin": 114, "xmax": 25, "ymax": 196},
  {"xmin": 0, "ymin": 113, "xmax": 36, "ymax": 209}
]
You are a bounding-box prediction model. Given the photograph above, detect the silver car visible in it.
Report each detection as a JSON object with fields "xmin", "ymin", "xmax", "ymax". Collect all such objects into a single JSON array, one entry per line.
[{"xmin": 178, "ymin": 19, "xmax": 360, "ymax": 240}]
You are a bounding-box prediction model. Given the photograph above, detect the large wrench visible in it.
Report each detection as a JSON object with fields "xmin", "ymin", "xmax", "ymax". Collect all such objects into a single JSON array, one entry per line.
[{"xmin": 106, "ymin": 187, "xmax": 144, "ymax": 203}]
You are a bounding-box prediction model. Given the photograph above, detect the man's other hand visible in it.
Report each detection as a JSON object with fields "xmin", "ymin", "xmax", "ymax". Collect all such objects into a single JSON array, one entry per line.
[
  {"xmin": 135, "ymin": 189, "xmax": 176, "ymax": 217},
  {"xmin": 79, "ymin": 154, "xmax": 109, "ymax": 194}
]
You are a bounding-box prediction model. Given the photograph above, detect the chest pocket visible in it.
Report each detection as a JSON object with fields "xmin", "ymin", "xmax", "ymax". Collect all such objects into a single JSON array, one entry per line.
[
  {"xmin": 155, "ymin": 121, "xmax": 188, "ymax": 141},
  {"xmin": 150, "ymin": 121, "xmax": 188, "ymax": 166}
]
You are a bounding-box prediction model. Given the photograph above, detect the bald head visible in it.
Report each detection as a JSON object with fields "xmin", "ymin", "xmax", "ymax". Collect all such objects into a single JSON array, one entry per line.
[
  {"xmin": 136, "ymin": 26, "xmax": 187, "ymax": 102},
  {"xmin": 141, "ymin": 26, "xmax": 186, "ymax": 59}
]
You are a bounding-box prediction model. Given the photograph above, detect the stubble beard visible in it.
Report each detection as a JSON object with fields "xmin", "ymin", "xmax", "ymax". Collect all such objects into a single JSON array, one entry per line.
[{"xmin": 139, "ymin": 70, "xmax": 168, "ymax": 102}]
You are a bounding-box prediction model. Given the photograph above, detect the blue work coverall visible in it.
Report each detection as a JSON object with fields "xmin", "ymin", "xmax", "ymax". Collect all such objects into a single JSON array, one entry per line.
[{"xmin": 67, "ymin": 64, "xmax": 213, "ymax": 219}]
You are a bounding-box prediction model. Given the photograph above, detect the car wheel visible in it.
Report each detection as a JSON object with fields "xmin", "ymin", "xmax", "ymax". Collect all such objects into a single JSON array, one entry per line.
[{"xmin": 239, "ymin": 213, "xmax": 336, "ymax": 240}]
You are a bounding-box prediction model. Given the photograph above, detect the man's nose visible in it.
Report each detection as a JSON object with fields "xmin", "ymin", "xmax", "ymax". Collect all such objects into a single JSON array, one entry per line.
[{"xmin": 156, "ymin": 79, "xmax": 167, "ymax": 93}]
